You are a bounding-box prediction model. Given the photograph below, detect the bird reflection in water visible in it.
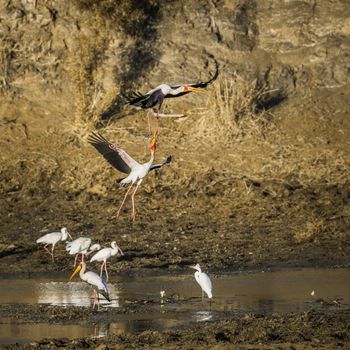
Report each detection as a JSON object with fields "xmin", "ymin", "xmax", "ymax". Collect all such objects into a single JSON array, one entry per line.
[
  {"xmin": 37, "ymin": 282, "xmax": 120, "ymax": 308},
  {"xmin": 193, "ymin": 310, "xmax": 213, "ymax": 322}
]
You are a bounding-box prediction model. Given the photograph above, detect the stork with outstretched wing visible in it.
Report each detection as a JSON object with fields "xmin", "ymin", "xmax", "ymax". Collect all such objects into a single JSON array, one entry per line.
[
  {"xmin": 88, "ymin": 132, "xmax": 172, "ymax": 221},
  {"xmin": 103, "ymin": 61, "xmax": 219, "ymax": 133}
]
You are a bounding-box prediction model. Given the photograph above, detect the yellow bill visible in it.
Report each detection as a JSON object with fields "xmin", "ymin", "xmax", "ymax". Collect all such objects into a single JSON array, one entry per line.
[
  {"xmin": 69, "ymin": 264, "xmax": 82, "ymax": 282},
  {"xmin": 188, "ymin": 87, "xmax": 205, "ymax": 93}
]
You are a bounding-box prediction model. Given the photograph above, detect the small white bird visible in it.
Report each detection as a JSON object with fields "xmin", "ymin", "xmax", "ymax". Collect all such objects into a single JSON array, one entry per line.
[
  {"xmin": 90, "ymin": 241, "xmax": 124, "ymax": 282},
  {"xmin": 191, "ymin": 264, "xmax": 213, "ymax": 299},
  {"xmin": 69, "ymin": 261, "xmax": 110, "ymax": 310},
  {"xmin": 88, "ymin": 132, "xmax": 171, "ymax": 221},
  {"xmin": 36, "ymin": 227, "xmax": 72, "ymax": 262},
  {"xmin": 66, "ymin": 237, "xmax": 101, "ymax": 267}
]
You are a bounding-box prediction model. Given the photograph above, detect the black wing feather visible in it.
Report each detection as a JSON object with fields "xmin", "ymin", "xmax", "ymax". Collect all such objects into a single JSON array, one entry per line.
[
  {"xmin": 88, "ymin": 132, "xmax": 131, "ymax": 174},
  {"xmin": 188, "ymin": 60, "xmax": 219, "ymax": 88},
  {"xmin": 121, "ymin": 91, "xmax": 151, "ymax": 108},
  {"xmin": 149, "ymin": 155, "xmax": 172, "ymax": 171}
]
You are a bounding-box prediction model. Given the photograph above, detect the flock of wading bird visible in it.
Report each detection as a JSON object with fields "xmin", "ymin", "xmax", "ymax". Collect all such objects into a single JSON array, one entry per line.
[{"xmin": 36, "ymin": 62, "xmax": 219, "ymax": 309}]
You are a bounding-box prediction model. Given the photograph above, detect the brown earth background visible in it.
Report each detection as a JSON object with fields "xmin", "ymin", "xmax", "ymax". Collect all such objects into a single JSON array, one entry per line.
[{"xmin": 1, "ymin": 0, "xmax": 349, "ymax": 273}]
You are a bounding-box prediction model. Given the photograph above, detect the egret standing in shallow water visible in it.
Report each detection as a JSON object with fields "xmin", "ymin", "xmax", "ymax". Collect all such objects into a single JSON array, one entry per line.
[
  {"xmin": 66, "ymin": 237, "xmax": 101, "ymax": 267},
  {"xmin": 90, "ymin": 241, "xmax": 124, "ymax": 282},
  {"xmin": 191, "ymin": 264, "xmax": 213, "ymax": 300},
  {"xmin": 36, "ymin": 227, "xmax": 72, "ymax": 262},
  {"xmin": 88, "ymin": 131, "xmax": 172, "ymax": 221},
  {"xmin": 69, "ymin": 261, "xmax": 110, "ymax": 310}
]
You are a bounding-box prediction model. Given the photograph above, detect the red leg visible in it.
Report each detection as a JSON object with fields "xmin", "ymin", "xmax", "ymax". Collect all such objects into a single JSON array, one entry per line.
[
  {"xmin": 131, "ymin": 183, "xmax": 141, "ymax": 221},
  {"xmin": 51, "ymin": 244, "xmax": 55, "ymax": 263},
  {"xmin": 100, "ymin": 262, "xmax": 104, "ymax": 277},
  {"xmin": 146, "ymin": 110, "xmax": 152, "ymax": 136},
  {"xmin": 74, "ymin": 254, "xmax": 78, "ymax": 267},
  {"xmin": 92, "ymin": 289, "xmax": 97, "ymax": 309},
  {"xmin": 156, "ymin": 103, "xmax": 162, "ymax": 134},
  {"xmin": 116, "ymin": 184, "xmax": 133, "ymax": 219},
  {"xmin": 43, "ymin": 244, "xmax": 52, "ymax": 257}
]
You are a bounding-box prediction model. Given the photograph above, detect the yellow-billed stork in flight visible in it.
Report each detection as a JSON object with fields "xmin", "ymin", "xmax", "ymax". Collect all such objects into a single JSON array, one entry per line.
[
  {"xmin": 69, "ymin": 261, "xmax": 110, "ymax": 310},
  {"xmin": 88, "ymin": 131, "xmax": 172, "ymax": 221},
  {"xmin": 121, "ymin": 61, "xmax": 219, "ymax": 133}
]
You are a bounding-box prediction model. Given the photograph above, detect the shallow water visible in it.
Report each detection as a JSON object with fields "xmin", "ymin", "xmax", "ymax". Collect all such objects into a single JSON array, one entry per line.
[{"xmin": 1, "ymin": 268, "xmax": 349, "ymax": 344}]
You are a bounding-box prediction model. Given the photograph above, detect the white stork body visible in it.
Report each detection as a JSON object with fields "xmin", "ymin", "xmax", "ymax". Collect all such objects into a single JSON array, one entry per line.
[
  {"xmin": 69, "ymin": 261, "xmax": 110, "ymax": 310},
  {"xmin": 120, "ymin": 161, "xmax": 152, "ymax": 186},
  {"xmin": 66, "ymin": 237, "xmax": 101, "ymax": 267},
  {"xmin": 88, "ymin": 132, "xmax": 171, "ymax": 221},
  {"xmin": 90, "ymin": 241, "xmax": 124, "ymax": 282},
  {"xmin": 36, "ymin": 227, "xmax": 72, "ymax": 262},
  {"xmin": 192, "ymin": 264, "xmax": 213, "ymax": 299}
]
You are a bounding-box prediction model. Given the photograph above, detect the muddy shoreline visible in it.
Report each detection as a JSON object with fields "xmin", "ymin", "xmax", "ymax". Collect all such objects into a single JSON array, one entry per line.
[
  {"xmin": 1, "ymin": 307, "xmax": 349, "ymax": 349},
  {"xmin": 1, "ymin": 191, "xmax": 350, "ymax": 349}
]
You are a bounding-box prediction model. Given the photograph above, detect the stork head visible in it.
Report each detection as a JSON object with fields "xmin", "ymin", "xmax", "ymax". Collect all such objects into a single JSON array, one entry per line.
[
  {"xmin": 150, "ymin": 131, "xmax": 157, "ymax": 152},
  {"xmin": 61, "ymin": 227, "xmax": 72, "ymax": 241},
  {"xmin": 69, "ymin": 261, "xmax": 84, "ymax": 281},
  {"xmin": 184, "ymin": 84, "xmax": 205, "ymax": 93},
  {"xmin": 190, "ymin": 264, "xmax": 201, "ymax": 272},
  {"xmin": 111, "ymin": 241, "xmax": 125, "ymax": 256}
]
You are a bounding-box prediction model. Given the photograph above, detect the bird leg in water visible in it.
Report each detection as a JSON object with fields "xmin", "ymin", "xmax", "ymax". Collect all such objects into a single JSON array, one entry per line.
[
  {"xmin": 116, "ymin": 183, "xmax": 133, "ymax": 219},
  {"xmin": 92, "ymin": 289, "xmax": 98, "ymax": 310},
  {"xmin": 131, "ymin": 183, "xmax": 141, "ymax": 221}
]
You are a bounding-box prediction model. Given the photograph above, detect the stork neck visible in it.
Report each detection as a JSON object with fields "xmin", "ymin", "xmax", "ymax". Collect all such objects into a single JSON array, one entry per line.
[
  {"xmin": 170, "ymin": 86, "xmax": 183, "ymax": 95},
  {"xmin": 80, "ymin": 263, "xmax": 86, "ymax": 279},
  {"xmin": 149, "ymin": 150, "xmax": 155, "ymax": 164}
]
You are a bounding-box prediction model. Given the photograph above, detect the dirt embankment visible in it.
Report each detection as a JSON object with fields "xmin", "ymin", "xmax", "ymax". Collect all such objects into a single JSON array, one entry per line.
[{"xmin": 1, "ymin": 0, "xmax": 350, "ymax": 273}]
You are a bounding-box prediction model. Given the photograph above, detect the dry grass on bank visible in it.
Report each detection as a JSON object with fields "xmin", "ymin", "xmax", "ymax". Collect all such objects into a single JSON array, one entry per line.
[{"xmin": 195, "ymin": 77, "xmax": 276, "ymax": 144}]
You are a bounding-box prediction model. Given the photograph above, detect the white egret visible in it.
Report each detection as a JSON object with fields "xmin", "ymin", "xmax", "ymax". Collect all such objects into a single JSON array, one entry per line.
[
  {"xmin": 88, "ymin": 131, "xmax": 171, "ymax": 221},
  {"xmin": 36, "ymin": 227, "xmax": 72, "ymax": 262},
  {"xmin": 66, "ymin": 237, "xmax": 101, "ymax": 267},
  {"xmin": 69, "ymin": 261, "xmax": 110, "ymax": 310},
  {"xmin": 90, "ymin": 241, "xmax": 124, "ymax": 282},
  {"xmin": 191, "ymin": 264, "xmax": 213, "ymax": 299}
]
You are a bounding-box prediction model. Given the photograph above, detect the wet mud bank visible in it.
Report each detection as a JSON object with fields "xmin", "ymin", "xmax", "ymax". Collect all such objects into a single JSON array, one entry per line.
[{"xmin": 1, "ymin": 308, "xmax": 349, "ymax": 349}]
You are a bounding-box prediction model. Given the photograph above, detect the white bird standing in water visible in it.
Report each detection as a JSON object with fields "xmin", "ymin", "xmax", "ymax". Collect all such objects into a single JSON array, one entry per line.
[
  {"xmin": 69, "ymin": 261, "xmax": 110, "ymax": 310},
  {"xmin": 191, "ymin": 264, "xmax": 213, "ymax": 299},
  {"xmin": 36, "ymin": 227, "xmax": 72, "ymax": 262},
  {"xmin": 66, "ymin": 237, "xmax": 101, "ymax": 267},
  {"xmin": 90, "ymin": 241, "xmax": 124, "ymax": 282}
]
